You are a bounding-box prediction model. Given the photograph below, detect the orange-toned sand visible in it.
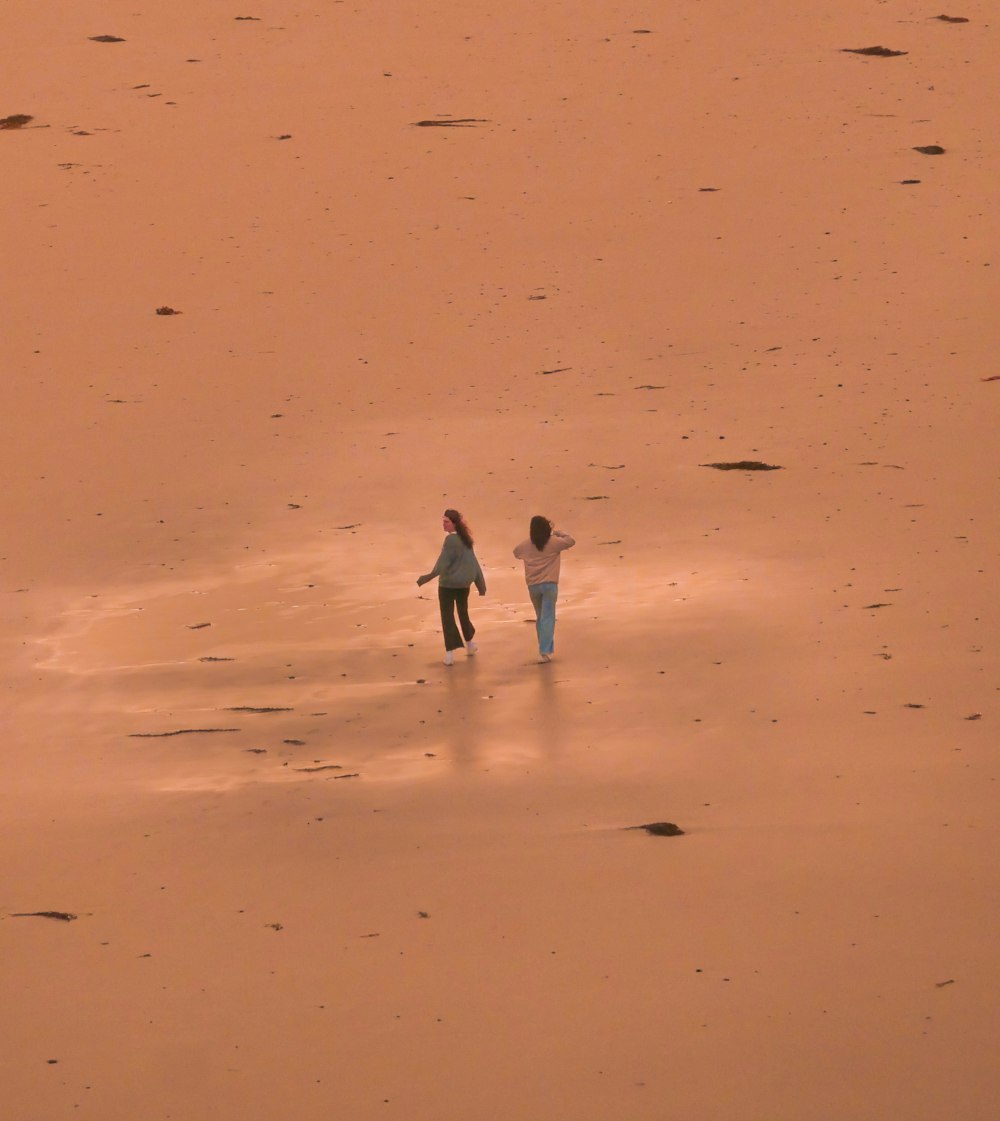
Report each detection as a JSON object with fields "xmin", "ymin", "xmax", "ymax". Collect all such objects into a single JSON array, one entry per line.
[{"xmin": 2, "ymin": 2, "xmax": 998, "ymax": 1118}]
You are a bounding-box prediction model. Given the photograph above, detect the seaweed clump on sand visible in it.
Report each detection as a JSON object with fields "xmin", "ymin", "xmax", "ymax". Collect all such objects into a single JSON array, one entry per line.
[
  {"xmin": 1, "ymin": 114, "xmax": 34, "ymax": 129},
  {"xmin": 225, "ymin": 706, "xmax": 293, "ymax": 714},
  {"xmin": 701, "ymin": 461, "xmax": 783, "ymax": 471},
  {"xmin": 11, "ymin": 911, "xmax": 78, "ymax": 921},
  {"xmin": 841, "ymin": 45, "xmax": 907, "ymax": 56},
  {"xmin": 128, "ymin": 727, "xmax": 240, "ymax": 738},
  {"xmin": 625, "ymin": 822, "xmax": 686, "ymax": 837},
  {"xmin": 412, "ymin": 118, "xmax": 489, "ymax": 127}
]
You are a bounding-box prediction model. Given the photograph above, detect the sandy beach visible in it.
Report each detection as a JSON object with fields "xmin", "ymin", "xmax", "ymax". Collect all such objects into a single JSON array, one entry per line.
[{"xmin": 3, "ymin": 2, "xmax": 999, "ymax": 1118}]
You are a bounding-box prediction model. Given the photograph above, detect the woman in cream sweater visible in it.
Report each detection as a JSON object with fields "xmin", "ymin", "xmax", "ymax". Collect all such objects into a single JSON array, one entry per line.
[{"xmin": 513, "ymin": 516, "xmax": 575, "ymax": 662}]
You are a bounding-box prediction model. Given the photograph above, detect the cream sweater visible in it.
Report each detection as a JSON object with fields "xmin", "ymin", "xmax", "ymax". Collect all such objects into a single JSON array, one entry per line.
[{"xmin": 513, "ymin": 530, "xmax": 575, "ymax": 585}]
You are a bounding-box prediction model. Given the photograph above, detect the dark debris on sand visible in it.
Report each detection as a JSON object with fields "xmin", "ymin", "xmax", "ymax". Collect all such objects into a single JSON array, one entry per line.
[
  {"xmin": 11, "ymin": 911, "xmax": 78, "ymax": 921},
  {"xmin": 701, "ymin": 461, "xmax": 783, "ymax": 471},
  {"xmin": 129, "ymin": 727, "xmax": 241, "ymax": 738},
  {"xmin": 225, "ymin": 706, "xmax": 293, "ymax": 714},
  {"xmin": 1, "ymin": 114, "xmax": 34, "ymax": 129},
  {"xmin": 625, "ymin": 822, "xmax": 685, "ymax": 837},
  {"xmin": 413, "ymin": 118, "xmax": 489, "ymax": 127},
  {"xmin": 841, "ymin": 45, "xmax": 907, "ymax": 56}
]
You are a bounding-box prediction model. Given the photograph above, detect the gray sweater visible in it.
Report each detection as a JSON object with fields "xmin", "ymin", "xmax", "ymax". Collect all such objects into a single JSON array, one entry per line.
[{"xmin": 417, "ymin": 533, "xmax": 486, "ymax": 593}]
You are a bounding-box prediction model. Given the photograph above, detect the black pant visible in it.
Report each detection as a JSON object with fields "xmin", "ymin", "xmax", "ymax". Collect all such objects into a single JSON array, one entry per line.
[{"xmin": 439, "ymin": 586, "xmax": 475, "ymax": 651}]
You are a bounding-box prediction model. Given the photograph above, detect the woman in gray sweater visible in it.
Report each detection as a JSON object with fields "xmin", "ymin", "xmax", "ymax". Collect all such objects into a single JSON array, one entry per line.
[{"xmin": 417, "ymin": 508, "xmax": 486, "ymax": 665}]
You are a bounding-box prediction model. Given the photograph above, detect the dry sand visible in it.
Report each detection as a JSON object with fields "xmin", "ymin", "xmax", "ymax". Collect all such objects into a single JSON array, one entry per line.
[{"xmin": 2, "ymin": 2, "xmax": 999, "ymax": 1118}]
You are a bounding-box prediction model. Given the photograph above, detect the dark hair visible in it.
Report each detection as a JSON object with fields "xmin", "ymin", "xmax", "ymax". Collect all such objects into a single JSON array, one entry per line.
[
  {"xmin": 444, "ymin": 508, "xmax": 474, "ymax": 549},
  {"xmin": 529, "ymin": 515, "xmax": 552, "ymax": 551}
]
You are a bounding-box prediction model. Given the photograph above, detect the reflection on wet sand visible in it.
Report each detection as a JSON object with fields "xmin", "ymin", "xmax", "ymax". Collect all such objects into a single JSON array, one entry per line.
[
  {"xmin": 21, "ymin": 538, "xmax": 806, "ymax": 798},
  {"xmin": 439, "ymin": 654, "xmax": 567, "ymax": 773}
]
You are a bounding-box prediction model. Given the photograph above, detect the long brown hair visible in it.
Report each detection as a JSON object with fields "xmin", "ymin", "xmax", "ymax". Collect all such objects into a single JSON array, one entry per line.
[
  {"xmin": 529, "ymin": 515, "xmax": 552, "ymax": 551},
  {"xmin": 444, "ymin": 508, "xmax": 474, "ymax": 549}
]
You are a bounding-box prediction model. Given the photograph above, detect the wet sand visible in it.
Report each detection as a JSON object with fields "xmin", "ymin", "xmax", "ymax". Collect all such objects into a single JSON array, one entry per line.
[{"xmin": 2, "ymin": 2, "xmax": 999, "ymax": 1118}]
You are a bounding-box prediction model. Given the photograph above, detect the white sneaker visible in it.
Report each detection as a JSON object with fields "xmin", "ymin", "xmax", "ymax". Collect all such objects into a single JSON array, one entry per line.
[
  {"xmin": 443, "ymin": 651, "xmax": 454, "ymax": 666},
  {"xmin": 466, "ymin": 642, "xmax": 478, "ymax": 656},
  {"xmin": 540, "ymin": 652, "xmax": 553, "ymax": 663}
]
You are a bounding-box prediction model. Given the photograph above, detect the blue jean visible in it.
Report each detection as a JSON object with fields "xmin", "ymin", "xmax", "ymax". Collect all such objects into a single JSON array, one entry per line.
[{"xmin": 528, "ymin": 581, "xmax": 559, "ymax": 655}]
